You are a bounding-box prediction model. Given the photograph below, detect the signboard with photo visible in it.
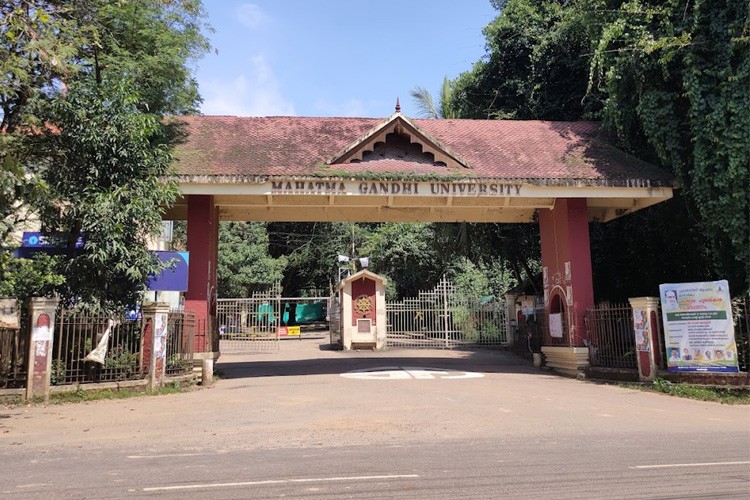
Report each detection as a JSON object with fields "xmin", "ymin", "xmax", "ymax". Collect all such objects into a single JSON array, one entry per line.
[{"xmin": 659, "ymin": 280, "xmax": 739, "ymax": 372}]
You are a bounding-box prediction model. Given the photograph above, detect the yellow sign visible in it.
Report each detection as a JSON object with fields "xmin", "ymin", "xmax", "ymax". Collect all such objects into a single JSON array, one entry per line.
[{"xmin": 278, "ymin": 326, "xmax": 302, "ymax": 336}]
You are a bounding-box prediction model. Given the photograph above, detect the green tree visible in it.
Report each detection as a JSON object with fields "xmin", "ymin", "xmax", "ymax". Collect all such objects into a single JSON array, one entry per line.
[
  {"xmin": 77, "ymin": 0, "xmax": 211, "ymax": 114},
  {"xmin": 587, "ymin": 0, "xmax": 749, "ymax": 293},
  {"xmin": 447, "ymin": 0, "xmax": 749, "ymax": 295},
  {"xmin": 268, "ymin": 222, "xmax": 366, "ymax": 296},
  {"xmin": 1, "ymin": 1, "xmax": 81, "ymax": 242},
  {"xmin": 33, "ymin": 78, "xmax": 178, "ymax": 310},
  {"xmin": 361, "ymin": 222, "xmax": 443, "ymax": 298},
  {"xmin": 0, "ymin": 253, "xmax": 64, "ymax": 300},
  {"xmin": 449, "ymin": 0, "xmax": 598, "ymax": 121},
  {"xmin": 1, "ymin": 0, "xmax": 211, "ymax": 307},
  {"xmin": 2, "ymin": 1, "xmax": 209, "ymax": 236},
  {"xmin": 218, "ymin": 222, "xmax": 287, "ymax": 297}
]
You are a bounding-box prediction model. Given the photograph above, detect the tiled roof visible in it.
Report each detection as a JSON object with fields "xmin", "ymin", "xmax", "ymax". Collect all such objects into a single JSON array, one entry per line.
[{"xmin": 167, "ymin": 115, "xmax": 673, "ymax": 187}]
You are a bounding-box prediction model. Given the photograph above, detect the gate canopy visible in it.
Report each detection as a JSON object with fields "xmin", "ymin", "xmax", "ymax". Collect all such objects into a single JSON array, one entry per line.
[{"xmin": 164, "ymin": 112, "xmax": 674, "ymax": 223}]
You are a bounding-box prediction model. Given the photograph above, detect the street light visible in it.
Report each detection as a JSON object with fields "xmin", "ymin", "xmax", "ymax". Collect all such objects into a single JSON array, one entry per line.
[{"xmin": 336, "ymin": 255, "xmax": 369, "ymax": 282}]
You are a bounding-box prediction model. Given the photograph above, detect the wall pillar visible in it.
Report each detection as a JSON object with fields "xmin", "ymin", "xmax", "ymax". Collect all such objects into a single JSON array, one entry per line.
[
  {"xmin": 538, "ymin": 198, "xmax": 594, "ymax": 346},
  {"xmin": 184, "ymin": 195, "xmax": 219, "ymax": 357},
  {"xmin": 26, "ymin": 297, "xmax": 60, "ymax": 402},
  {"xmin": 629, "ymin": 296, "xmax": 661, "ymax": 382},
  {"xmin": 142, "ymin": 302, "xmax": 170, "ymax": 390},
  {"xmin": 538, "ymin": 199, "xmax": 594, "ymax": 376}
]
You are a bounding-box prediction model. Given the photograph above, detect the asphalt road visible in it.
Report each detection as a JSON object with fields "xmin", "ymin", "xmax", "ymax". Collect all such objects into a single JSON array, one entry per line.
[{"xmin": 1, "ymin": 337, "xmax": 749, "ymax": 499}]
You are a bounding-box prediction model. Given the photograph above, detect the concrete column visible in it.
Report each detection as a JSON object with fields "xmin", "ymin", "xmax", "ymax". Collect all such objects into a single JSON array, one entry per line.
[
  {"xmin": 538, "ymin": 198, "xmax": 594, "ymax": 347},
  {"xmin": 185, "ymin": 195, "xmax": 219, "ymax": 356},
  {"xmin": 142, "ymin": 302, "xmax": 170, "ymax": 390},
  {"xmin": 26, "ymin": 297, "xmax": 60, "ymax": 402},
  {"xmin": 629, "ymin": 296, "xmax": 661, "ymax": 382},
  {"xmin": 202, "ymin": 359, "xmax": 214, "ymax": 386}
]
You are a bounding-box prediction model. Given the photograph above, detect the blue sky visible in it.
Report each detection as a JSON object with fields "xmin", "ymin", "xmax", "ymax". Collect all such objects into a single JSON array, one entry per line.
[{"xmin": 194, "ymin": 1, "xmax": 498, "ymax": 118}]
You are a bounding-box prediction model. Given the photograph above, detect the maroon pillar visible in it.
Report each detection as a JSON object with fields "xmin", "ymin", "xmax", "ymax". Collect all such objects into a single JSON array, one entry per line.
[
  {"xmin": 185, "ymin": 195, "xmax": 219, "ymax": 354},
  {"xmin": 538, "ymin": 198, "xmax": 595, "ymax": 347}
]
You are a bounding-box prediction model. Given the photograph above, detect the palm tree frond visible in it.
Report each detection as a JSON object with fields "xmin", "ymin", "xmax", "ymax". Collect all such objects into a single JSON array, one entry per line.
[{"xmin": 409, "ymin": 86, "xmax": 440, "ymax": 118}]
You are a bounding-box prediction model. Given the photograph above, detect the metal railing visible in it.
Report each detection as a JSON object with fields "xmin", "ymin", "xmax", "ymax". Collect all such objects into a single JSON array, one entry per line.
[
  {"xmin": 510, "ymin": 305, "xmax": 546, "ymax": 356},
  {"xmin": 53, "ymin": 310, "xmax": 144, "ymax": 385},
  {"xmin": 386, "ymin": 277, "xmax": 507, "ymax": 349},
  {"xmin": 166, "ymin": 310, "xmax": 195, "ymax": 376},
  {"xmin": 584, "ymin": 302, "xmax": 636, "ymax": 369},
  {"xmin": 1, "ymin": 326, "xmax": 27, "ymax": 389},
  {"xmin": 734, "ymin": 296, "xmax": 750, "ymax": 373}
]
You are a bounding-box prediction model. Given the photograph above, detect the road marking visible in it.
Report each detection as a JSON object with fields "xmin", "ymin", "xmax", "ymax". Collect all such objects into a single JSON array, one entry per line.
[
  {"xmin": 631, "ymin": 461, "xmax": 750, "ymax": 470},
  {"xmin": 341, "ymin": 366, "xmax": 484, "ymax": 380},
  {"xmin": 143, "ymin": 474, "xmax": 420, "ymax": 492},
  {"xmin": 127, "ymin": 452, "xmax": 218, "ymax": 459}
]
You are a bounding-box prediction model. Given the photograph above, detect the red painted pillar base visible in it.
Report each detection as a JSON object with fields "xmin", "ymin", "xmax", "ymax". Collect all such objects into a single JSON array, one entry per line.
[
  {"xmin": 185, "ymin": 195, "xmax": 219, "ymax": 355},
  {"xmin": 26, "ymin": 298, "xmax": 60, "ymax": 402},
  {"xmin": 538, "ymin": 198, "xmax": 595, "ymax": 347}
]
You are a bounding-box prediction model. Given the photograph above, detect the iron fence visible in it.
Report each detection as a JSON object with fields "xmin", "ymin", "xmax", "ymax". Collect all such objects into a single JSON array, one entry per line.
[
  {"xmin": 0, "ymin": 326, "xmax": 27, "ymax": 389},
  {"xmin": 734, "ymin": 296, "xmax": 750, "ymax": 373},
  {"xmin": 53, "ymin": 310, "xmax": 144, "ymax": 385},
  {"xmin": 386, "ymin": 277, "xmax": 507, "ymax": 349},
  {"xmin": 166, "ymin": 310, "xmax": 195, "ymax": 376},
  {"xmin": 584, "ymin": 302, "xmax": 636, "ymax": 369},
  {"xmin": 510, "ymin": 305, "xmax": 546, "ymax": 356}
]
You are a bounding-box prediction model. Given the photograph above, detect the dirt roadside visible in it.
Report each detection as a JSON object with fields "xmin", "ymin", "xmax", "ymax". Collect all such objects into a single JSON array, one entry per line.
[{"xmin": 2, "ymin": 338, "xmax": 748, "ymax": 453}]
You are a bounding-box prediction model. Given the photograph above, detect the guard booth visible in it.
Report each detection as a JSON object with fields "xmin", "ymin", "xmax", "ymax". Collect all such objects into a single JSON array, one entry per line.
[{"xmin": 337, "ymin": 270, "xmax": 387, "ymax": 350}]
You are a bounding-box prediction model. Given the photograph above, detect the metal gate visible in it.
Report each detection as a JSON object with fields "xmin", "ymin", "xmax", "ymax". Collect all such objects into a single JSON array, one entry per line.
[
  {"xmin": 386, "ymin": 277, "xmax": 507, "ymax": 349},
  {"xmin": 217, "ymin": 293, "xmax": 330, "ymax": 353},
  {"xmin": 217, "ymin": 291, "xmax": 281, "ymax": 353},
  {"xmin": 584, "ymin": 302, "xmax": 637, "ymax": 369}
]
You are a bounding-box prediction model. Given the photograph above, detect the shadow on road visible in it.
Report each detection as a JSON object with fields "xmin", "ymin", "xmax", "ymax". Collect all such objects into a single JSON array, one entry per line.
[{"xmin": 215, "ymin": 345, "xmax": 546, "ymax": 380}]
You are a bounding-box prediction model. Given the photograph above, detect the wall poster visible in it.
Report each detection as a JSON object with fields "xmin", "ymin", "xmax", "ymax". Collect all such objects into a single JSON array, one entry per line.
[{"xmin": 549, "ymin": 313, "xmax": 563, "ymax": 338}]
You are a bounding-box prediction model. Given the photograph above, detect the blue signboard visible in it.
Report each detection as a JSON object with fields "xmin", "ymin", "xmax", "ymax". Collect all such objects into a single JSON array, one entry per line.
[
  {"xmin": 147, "ymin": 251, "xmax": 189, "ymax": 292},
  {"xmin": 22, "ymin": 232, "xmax": 84, "ymax": 249}
]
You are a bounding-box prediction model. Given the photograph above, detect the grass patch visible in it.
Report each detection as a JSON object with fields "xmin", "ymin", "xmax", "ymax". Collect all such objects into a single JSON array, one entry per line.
[
  {"xmin": 46, "ymin": 381, "xmax": 194, "ymax": 405},
  {"xmin": 0, "ymin": 395, "xmax": 24, "ymax": 407},
  {"xmin": 622, "ymin": 378, "xmax": 750, "ymax": 404}
]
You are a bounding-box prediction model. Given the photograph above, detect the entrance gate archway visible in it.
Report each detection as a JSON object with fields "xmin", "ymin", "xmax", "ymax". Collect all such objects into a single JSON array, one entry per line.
[{"xmin": 164, "ymin": 111, "xmax": 674, "ymax": 372}]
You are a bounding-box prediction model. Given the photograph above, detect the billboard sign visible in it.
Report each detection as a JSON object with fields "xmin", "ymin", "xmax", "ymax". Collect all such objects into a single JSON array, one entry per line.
[
  {"xmin": 147, "ymin": 251, "xmax": 189, "ymax": 292},
  {"xmin": 659, "ymin": 280, "xmax": 739, "ymax": 372}
]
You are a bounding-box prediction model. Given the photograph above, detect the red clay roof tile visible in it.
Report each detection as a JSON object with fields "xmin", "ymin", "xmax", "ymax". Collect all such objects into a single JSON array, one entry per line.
[{"xmin": 167, "ymin": 115, "xmax": 673, "ymax": 187}]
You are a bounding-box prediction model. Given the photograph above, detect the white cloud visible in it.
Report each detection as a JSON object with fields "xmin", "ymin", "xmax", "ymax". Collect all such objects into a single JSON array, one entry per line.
[
  {"xmin": 236, "ymin": 4, "xmax": 269, "ymax": 28},
  {"xmin": 200, "ymin": 54, "xmax": 295, "ymax": 117}
]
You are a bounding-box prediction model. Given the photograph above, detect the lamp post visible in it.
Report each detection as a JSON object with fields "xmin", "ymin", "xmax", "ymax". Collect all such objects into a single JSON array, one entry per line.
[{"xmin": 336, "ymin": 255, "xmax": 369, "ymax": 283}]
